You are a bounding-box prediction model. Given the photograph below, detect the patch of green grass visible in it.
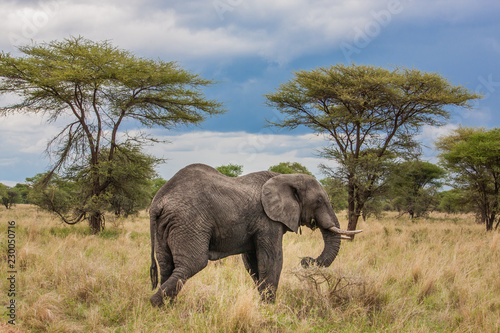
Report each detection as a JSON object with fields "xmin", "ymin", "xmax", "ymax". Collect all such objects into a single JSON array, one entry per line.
[
  {"xmin": 48, "ymin": 225, "xmax": 122, "ymax": 239},
  {"xmin": 49, "ymin": 225, "xmax": 87, "ymax": 238},
  {"xmin": 98, "ymin": 228, "xmax": 122, "ymax": 239}
]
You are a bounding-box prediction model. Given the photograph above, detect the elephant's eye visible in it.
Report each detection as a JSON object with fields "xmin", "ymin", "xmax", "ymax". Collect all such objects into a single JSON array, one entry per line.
[{"xmin": 310, "ymin": 219, "xmax": 318, "ymax": 230}]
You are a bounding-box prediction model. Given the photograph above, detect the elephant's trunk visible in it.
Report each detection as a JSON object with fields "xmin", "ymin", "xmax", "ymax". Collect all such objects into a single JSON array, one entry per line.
[
  {"xmin": 317, "ymin": 227, "xmax": 342, "ymax": 266},
  {"xmin": 301, "ymin": 228, "xmax": 341, "ymax": 268},
  {"xmin": 301, "ymin": 208, "xmax": 343, "ymax": 268}
]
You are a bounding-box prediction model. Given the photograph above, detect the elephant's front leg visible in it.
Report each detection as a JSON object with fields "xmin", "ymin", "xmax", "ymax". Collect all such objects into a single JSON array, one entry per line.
[
  {"xmin": 254, "ymin": 231, "xmax": 284, "ymax": 302},
  {"xmin": 242, "ymin": 252, "xmax": 259, "ymax": 284}
]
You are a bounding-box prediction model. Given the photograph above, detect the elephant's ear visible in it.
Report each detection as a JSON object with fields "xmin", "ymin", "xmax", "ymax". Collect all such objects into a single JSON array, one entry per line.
[{"xmin": 261, "ymin": 175, "xmax": 301, "ymax": 233}]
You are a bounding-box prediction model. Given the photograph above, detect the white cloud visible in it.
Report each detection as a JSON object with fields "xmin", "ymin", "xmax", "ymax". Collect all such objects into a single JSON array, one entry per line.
[
  {"xmin": 418, "ymin": 123, "xmax": 458, "ymax": 145},
  {"xmin": 0, "ymin": 180, "xmax": 18, "ymax": 187},
  {"xmin": 0, "ymin": 0, "xmax": 496, "ymax": 63},
  {"xmin": 0, "ymin": 111, "xmax": 333, "ymax": 181},
  {"xmin": 0, "ymin": 0, "xmax": 408, "ymax": 62},
  {"xmin": 0, "ymin": 113, "xmax": 63, "ymax": 156},
  {"xmin": 0, "ymin": 113, "xmax": 56, "ymax": 183},
  {"xmin": 144, "ymin": 130, "xmax": 332, "ymax": 179},
  {"xmin": 416, "ymin": 124, "xmax": 458, "ymax": 163},
  {"xmin": 0, "ymin": 157, "xmax": 20, "ymax": 167}
]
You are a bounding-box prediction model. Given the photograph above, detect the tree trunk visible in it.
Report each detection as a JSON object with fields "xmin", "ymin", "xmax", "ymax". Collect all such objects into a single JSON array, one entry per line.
[
  {"xmin": 486, "ymin": 211, "xmax": 495, "ymax": 231},
  {"xmin": 88, "ymin": 169, "xmax": 105, "ymax": 234},
  {"xmin": 89, "ymin": 212, "xmax": 104, "ymax": 235},
  {"xmin": 348, "ymin": 210, "xmax": 362, "ymax": 235},
  {"xmin": 346, "ymin": 178, "xmax": 363, "ymax": 233},
  {"xmin": 347, "ymin": 177, "xmax": 357, "ymax": 231}
]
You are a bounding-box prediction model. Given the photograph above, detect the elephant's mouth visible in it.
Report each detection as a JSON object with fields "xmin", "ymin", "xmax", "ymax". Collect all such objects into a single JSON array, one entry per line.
[{"xmin": 302, "ymin": 218, "xmax": 318, "ymax": 231}]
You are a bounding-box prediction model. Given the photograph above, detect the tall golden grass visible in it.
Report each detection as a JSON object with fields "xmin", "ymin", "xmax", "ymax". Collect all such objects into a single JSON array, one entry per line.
[{"xmin": 1, "ymin": 205, "xmax": 499, "ymax": 332}]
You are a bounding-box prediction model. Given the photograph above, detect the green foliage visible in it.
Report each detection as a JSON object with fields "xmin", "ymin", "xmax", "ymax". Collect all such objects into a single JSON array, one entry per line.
[
  {"xmin": 28, "ymin": 146, "xmax": 160, "ymax": 219},
  {"xmin": 0, "ymin": 36, "xmax": 224, "ymax": 233},
  {"xmin": 320, "ymin": 149, "xmax": 397, "ymax": 223},
  {"xmin": 150, "ymin": 177, "xmax": 167, "ymax": 198},
  {"xmin": 0, "ymin": 183, "xmax": 20, "ymax": 209},
  {"xmin": 388, "ymin": 161, "xmax": 446, "ymax": 218},
  {"xmin": 268, "ymin": 162, "xmax": 313, "ymax": 176},
  {"xmin": 437, "ymin": 189, "xmax": 469, "ymax": 214},
  {"xmin": 6, "ymin": 189, "xmax": 19, "ymax": 208},
  {"xmin": 12, "ymin": 183, "xmax": 30, "ymax": 203},
  {"xmin": 436, "ymin": 126, "xmax": 500, "ymax": 230},
  {"xmin": 95, "ymin": 145, "xmax": 160, "ymax": 217},
  {"xmin": 319, "ymin": 177, "xmax": 348, "ymax": 211},
  {"xmin": 266, "ymin": 64, "xmax": 481, "ymax": 230},
  {"xmin": 0, "ymin": 36, "xmax": 224, "ymax": 129},
  {"xmin": 0, "ymin": 184, "xmax": 8, "ymax": 208},
  {"xmin": 27, "ymin": 173, "xmax": 79, "ymax": 215},
  {"xmin": 216, "ymin": 164, "xmax": 243, "ymax": 177}
]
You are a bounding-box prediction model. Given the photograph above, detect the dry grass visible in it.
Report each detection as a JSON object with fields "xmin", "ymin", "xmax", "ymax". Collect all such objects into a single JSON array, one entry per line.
[{"xmin": 1, "ymin": 205, "xmax": 499, "ymax": 332}]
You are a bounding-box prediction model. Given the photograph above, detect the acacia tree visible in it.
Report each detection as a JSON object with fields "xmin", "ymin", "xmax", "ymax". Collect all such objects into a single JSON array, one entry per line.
[
  {"xmin": 0, "ymin": 184, "xmax": 20, "ymax": 209},
  {"xmin": 438, "ymin": 189, "xmax": 469, "ymax": 214},
  {"xmin": 86, "ymin": 145, "xmax": 160, "ymax": 217},
  {"xmin": 388, "ymin": 161, "xmax": 445, "ymax": 218},
  {"xmin": 27, "ymin": 146, "xmax": 159, "ymax": 219},
  {"xmin": 216, "ymin": 164, "xmax": 243, "ymax": 177},
  {"xmin": 0, "ymin": 37, "xmax": 224, "ymax": 233},
  {"xmin": 26, "ymin": 173, "xmax": 78, "ymax": 215},
  {"xmin": 266, "ymin": 64, "xmax": 480, "ymax": 232},
  {"xmin": 320, "ymin": 148, "xmax": 396, "ymax": 222},
  {"xmin": 269, "ymin": 162, "xmax": 313, "ymax": 175},
  {"xmin": 436, "ymin": 127, "xmax": 500, "ymax": 231},
  {"xmin": 319, "ymin": 177, "xmax": 348, "ymax": 212}
]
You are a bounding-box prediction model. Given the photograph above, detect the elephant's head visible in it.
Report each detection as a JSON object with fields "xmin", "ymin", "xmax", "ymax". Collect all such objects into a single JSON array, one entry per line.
[{"xmin": 261, "ymin": 174, "xmax": 361, "ymax": 268}]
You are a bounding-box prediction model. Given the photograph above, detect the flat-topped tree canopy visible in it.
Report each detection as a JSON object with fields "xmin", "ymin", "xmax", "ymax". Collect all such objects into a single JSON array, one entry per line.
[
  {"xmin": 0, "ymin": 36, "xmax": 225, "ymax": 233},
  {"xmin": 266, "ymin": 64, "xmax": 481, "ymax": 232}
]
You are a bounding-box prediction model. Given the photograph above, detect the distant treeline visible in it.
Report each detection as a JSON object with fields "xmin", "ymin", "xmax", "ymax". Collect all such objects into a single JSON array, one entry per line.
[{"xmin": 0, "ymin": 160, "xmax": 485, "ymax": 224}]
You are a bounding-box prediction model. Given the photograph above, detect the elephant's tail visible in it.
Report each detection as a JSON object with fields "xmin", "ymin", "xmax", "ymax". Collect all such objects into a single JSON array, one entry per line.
[{"xmin": 150, "ymin": 211, "xmax": 159, "ymax": 290}]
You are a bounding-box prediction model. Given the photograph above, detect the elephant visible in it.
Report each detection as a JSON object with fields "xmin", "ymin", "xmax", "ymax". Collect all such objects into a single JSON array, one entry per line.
[{"xmin": 149, "ymin": 163, "xmax": 361, "ymax": 306}]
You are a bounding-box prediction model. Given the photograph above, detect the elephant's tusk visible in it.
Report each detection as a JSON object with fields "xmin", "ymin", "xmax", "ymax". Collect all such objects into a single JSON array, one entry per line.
[
  {"xmin": 328, "ymin": 226, "xmax": 363, "ymax": 236},
  {"xmin": 341, "ymin": 235, "xmax": 353, "ymax": 240}
]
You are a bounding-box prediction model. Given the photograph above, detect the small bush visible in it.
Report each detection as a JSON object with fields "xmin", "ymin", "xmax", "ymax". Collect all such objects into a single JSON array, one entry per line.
[{"xmin": 290, "ymin": 266, "xmax": 387, "ymax": 313}]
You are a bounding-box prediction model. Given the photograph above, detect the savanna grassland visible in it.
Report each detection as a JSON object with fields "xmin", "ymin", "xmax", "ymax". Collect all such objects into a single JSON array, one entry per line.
[{"xmin": 1, "ymin": 205, "xmax": 499, "ymax": 332}]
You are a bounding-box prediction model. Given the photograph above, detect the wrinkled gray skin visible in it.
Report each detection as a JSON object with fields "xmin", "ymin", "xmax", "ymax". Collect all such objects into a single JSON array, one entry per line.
[{"xmin": 149, "ymin": 164, "xmax": 344, "ymax": 306}]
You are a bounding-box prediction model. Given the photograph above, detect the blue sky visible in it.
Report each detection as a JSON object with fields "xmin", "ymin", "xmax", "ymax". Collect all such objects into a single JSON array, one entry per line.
[{"xmin": 1, "ymin": 0, "xmax": 500, "ymax": 185}]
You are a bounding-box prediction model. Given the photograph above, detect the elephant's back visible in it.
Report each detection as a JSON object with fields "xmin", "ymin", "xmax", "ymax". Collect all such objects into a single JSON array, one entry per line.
[
  {"xmin": 155, "ymin": 164, "xmax": 277, "ymax": 197},
  {"xmin": 236, "ymin": 170, "xmax": 278, "ymax": 186},
  {"xmin": 151, "ymin": 164, "xmax": 278, "ymax": 212},
  {"xmin": 152, "ymin": 164, "xmax": 221, "ymax": 202}
]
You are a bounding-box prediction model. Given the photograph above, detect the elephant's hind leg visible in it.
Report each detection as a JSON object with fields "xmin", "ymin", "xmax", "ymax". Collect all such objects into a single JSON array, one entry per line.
[
  {"xmin": 150, "ymin": 260, "xmax": 208, "ymax": 307},
  {"xmin": 150, "ymin": 232, "xmax": 210, "ymax": 307},
  {"xmin": 156, "ymin": 242, "xmax": 174, "ymax": 285}
]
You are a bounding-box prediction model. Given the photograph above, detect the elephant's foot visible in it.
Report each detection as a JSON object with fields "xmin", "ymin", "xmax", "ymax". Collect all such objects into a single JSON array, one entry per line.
[
  {"xmin": 300, "ymin": 257, "xmax": 316, "ymax": 268},
  {"xmin": 150, "ymin": 291, "xmax": 165, "ymax": 307},
  {"xmin": 260, "ymin": 293, "xmax": 276, "ymax": 303},
  {"xmin": 258, "ymin": 285, "xmax": 277, "ymax": 303}
]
